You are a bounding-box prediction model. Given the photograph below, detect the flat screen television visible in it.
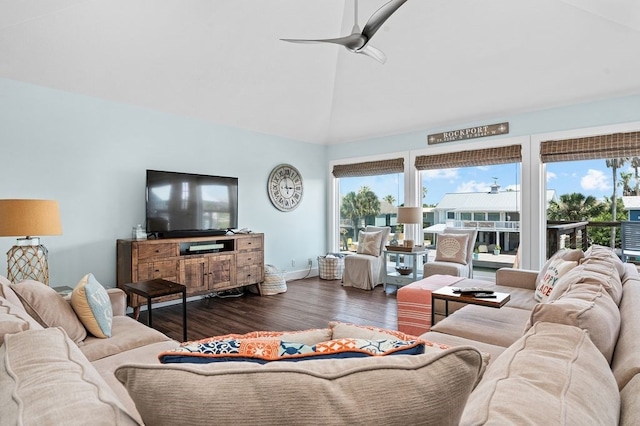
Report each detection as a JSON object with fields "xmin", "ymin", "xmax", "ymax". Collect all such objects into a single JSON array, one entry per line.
[{"xmin": 146, "ymin": 169, "xmax": 238, "ymax": 238}]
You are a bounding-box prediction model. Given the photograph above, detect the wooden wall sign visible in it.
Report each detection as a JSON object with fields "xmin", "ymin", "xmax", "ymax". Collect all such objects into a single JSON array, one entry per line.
[{"xmin": 428, "ymin": 122, "xmax": 509, "ymax": 145}]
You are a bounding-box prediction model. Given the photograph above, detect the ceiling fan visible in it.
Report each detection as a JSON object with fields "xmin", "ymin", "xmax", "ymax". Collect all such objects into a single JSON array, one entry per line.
[{"xmin": 281, "ymin": 0, "xmax": 408, "ymax": 64}]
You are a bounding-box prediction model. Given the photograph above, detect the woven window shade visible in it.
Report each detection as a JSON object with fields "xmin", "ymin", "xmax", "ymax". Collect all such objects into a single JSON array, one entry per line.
[
  {"xmin": 415, "ymin": 145, "xmax": 522, "ymax": 170},
  {"xmin": 332, "ymin": 158, "xmax": 404, "ymax": 178},
  {"xmin": 540, "ymin": 131, "xmax": 640, "ymax": 163}
]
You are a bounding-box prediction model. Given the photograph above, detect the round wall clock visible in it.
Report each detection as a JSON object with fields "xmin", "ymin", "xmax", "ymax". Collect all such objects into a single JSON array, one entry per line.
[{"xmin": 267, "ymin": 164, "xmax": 303, "ymax": 211}]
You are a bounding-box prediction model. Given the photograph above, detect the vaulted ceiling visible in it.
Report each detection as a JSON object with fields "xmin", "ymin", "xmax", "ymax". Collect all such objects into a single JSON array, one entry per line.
[{"xmin": 1, "ymin": 0, "xmax": 639, "ymax": 145}]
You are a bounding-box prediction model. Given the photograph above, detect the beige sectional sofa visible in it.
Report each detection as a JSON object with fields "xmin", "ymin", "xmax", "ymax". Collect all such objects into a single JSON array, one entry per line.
[
  {"xmin": 0, "ymin": 277, "xmax": 178, "ymax": 425},
  {"xmin": 1, "ymin": 243, "xmax": 638, "ymax": 425},
  {"xmin": 422, "ymin": 245, "xmax": 640, "ymax": 425}
]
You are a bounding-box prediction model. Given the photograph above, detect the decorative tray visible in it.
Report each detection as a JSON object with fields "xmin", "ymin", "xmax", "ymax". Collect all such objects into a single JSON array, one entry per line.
[{"xmin": 385, "ymin": 245, "xmax": 425, "ymax": 253}]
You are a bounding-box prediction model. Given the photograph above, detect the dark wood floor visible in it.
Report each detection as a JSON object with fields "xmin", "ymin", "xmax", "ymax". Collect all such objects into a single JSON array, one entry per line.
[{"xmin": 134, "ymin": 277, "xmax": 398, "ymax": 342}]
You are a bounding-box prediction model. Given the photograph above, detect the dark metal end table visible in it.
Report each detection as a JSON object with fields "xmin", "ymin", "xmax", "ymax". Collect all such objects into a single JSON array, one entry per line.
[{"xmin": 123, "ymin": 278, "xmax": 187, "ymax": 342}]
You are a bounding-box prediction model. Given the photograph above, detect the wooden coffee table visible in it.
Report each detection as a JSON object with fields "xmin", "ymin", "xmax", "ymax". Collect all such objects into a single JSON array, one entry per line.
[
  {"xmin": 123, "ymin": 278, "xmax": 187, "ymax": 341},
  {"xmin": 431, "ymin": 285, "xmax": 510, "ymax": 326}
]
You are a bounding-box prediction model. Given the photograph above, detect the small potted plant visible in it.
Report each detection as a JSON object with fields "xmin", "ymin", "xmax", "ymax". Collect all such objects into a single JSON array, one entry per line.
[{"xmin": 494, "ymin": 245, "xmax": 501, "ymax": 255}]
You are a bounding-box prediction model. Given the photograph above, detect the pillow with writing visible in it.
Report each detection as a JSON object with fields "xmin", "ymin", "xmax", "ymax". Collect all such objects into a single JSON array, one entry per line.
[{"xmin": 534, "ymin": 259, "xmax": 578, "ymax": 302}]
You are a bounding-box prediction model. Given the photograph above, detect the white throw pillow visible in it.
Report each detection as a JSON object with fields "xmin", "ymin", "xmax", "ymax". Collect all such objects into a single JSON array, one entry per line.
[
  {"xmin": 534, "ymin": 258, "xmax": 578, "ymax": 302},
  {"xmin": 356, "ymin": 231, "xmax": 383, "ymax": 256}
]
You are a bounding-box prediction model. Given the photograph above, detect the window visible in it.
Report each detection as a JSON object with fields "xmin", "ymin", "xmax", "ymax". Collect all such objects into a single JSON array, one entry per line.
[
  {"xmin": 333, "ymin": 158, "xmax": 404, "ymax": 251},
  {"xmin": 541, "ymin": 131, "xmax": 640, "ymax": 254},
  {"xmin": 417, "ymin": 145, "xmax": 522, "ymax": 254}
]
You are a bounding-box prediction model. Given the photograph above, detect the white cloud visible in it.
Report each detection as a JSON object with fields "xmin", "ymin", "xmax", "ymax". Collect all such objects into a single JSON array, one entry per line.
[
  {"xmin": 547, "ymin": 171, "xmax": 557, "ymax": 182},
  {"xmin": 456, "ymin": 180, "xmax": 491, "ymax": 193},
  {"xmin": 422, "ymin": 168, "xmax": 459, "ymax": 180},
  {"xmin": 476, "ymin": 166, "xmax": 490, "ymax": 171},
  {"xmin": 581, "ymin": 169, "xmax": 610, "ymax": 191},
  {"xmin": 504, "ymin": 184, "xmax": 520, "ymax": 191}
]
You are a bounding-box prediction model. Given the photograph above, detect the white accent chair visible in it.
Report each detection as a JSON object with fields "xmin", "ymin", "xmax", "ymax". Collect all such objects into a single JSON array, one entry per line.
[
  {"xmin": 342, "ymin": 226, "xmax": 391, "ymax": 290},
  {"xmin": 423, "ymin": 228, "xmax": 478, "ymax": 279}
]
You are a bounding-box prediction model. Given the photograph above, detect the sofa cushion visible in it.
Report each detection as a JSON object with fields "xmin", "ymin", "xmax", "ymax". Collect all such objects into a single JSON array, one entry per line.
[
  {"xmin": 116, "ymin": 346, "xmax": 484, "ymax": 426},
  {"xmin": 584, "ymin": 244, "xmax": 625, "ymax": 276},
  {"xmin": 0, "ymin": 327, "xmax": 140, "ymax": 425},
  {"xmin": 620, "ymin": 375, "xmax": 640, "ymax": 426},
  {"xmin": 534, "ymin": 258, "xmax": 578, "ymax": 302},
  {"xmin": 611, "ymin": 276, "xmax": 640, "ymax": 390},
  {"xmin": 0, "ymin": 275, "xmax": 24, "ymax": 307},
  {"xmin": 0, "ymin": 297, "xmax": 43, "ymax": 345},
  {"xmin": 578, "ymin": 249, "xmax": 624, "ymax": 305},
  {"xmin": 460, "ymin": 322, "xmax": 619, "ymax": 425},
  {"xmin": 356, "ymin": 230, "xmax": 383, "ymax": 256},
  {"xmin": 431, "ymin": 305, "xmax": 532, "ymax": 348},
  {"xmin": 80, "ymin": 316, "xmax": 173, "ymax": 362},
  {"xmin": 434, "ymin": 233, "xmax": 469, "ymax": 265},
  {"xmin": 91, "ymin": 340, "xmax": 179, "ymax": 425},
  {"xmin": 529, "ymin": 286, "xmax": 620, "ymax": 363},
  {"xmin": 10, "ymin": 280, "xmax": 87, "ymax": 344},
  {"xmin": 71, "ymin": 273, "xmax": 113, "ymax": 338}
]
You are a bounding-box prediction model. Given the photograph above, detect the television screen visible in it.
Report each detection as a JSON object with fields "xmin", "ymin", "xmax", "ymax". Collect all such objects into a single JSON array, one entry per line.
[{"xmin": 146, "ymin": 170, "xmax": 238, "ymax": 237}]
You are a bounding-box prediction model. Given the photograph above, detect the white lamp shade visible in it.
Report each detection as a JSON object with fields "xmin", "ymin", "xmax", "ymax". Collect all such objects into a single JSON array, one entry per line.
[
  {"xmin": 397, "ymin": 206, "xmax": 423, "ymax": 224},
  {"xmin": 0, "ymin": 199, "xmax": 62, "ymax": 237}
]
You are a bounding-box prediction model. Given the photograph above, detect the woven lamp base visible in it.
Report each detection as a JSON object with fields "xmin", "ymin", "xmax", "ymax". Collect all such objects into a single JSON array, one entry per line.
[{"xmin": 7, "ymin": 244, "xmax": 50, "ymax": 285}]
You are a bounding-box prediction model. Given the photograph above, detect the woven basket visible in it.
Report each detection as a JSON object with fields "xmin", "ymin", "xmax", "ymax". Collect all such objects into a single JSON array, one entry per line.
[
  {"xmin": 318, "ymin": 255, "xmax": 344, "ymax": 280},
  {"xmin": 261, "ymin": 264, "xmax": 287, "ymax": 295}
]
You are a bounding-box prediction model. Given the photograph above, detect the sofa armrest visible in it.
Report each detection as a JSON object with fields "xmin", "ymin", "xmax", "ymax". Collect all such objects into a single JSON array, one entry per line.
[
  {"xmin": 495, "ymin": 268, "xmax": 538, "ymax": 290},
  {"xmin": 107, "ymin": 288, "xmax": 127, "ymax": 316}
]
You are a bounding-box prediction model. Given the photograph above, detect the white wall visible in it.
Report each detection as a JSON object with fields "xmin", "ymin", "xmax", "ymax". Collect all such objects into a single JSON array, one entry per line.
[{"xmin": 0, "ymin": 79, "xmax": 326, "ymax": 287}]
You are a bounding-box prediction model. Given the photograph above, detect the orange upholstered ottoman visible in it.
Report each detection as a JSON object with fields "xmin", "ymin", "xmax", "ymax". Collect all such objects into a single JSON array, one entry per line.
[{"xmin": 397, "ymin": 275, "xmax": 466, "ymax": 335}]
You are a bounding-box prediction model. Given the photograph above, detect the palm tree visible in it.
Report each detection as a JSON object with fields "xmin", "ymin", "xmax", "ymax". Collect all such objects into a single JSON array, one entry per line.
[
  {"xmin": 606, "ymin": 158, "xmax": 628, "ymax": 247},
  {"xmin": 547, "ymin": 192, "xmax": 606, "ymax": 221},
  {"xmin": 620, "ymin": 171, "xmax": 634, "ymax": 196},
  {"xmin": 630, "ymin": 157, "xmax": 640, "ymax": 196},
  {"xmin": 340, "ymin": 186, "xmax": 381, "ymax": 240},
  {"xmin": 382, "ymin": 195, "xmax": 396, "ymax": 206}
]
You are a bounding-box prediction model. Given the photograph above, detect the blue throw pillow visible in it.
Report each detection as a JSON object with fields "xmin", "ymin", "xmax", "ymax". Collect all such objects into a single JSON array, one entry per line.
[{"xmin": 71, "ymin": 273, "xmax": 113, "ymax": 338}]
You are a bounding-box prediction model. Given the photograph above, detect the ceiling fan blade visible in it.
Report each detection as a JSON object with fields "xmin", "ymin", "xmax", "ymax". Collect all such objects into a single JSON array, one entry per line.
[
  {"xmin": 361, "ymin": 0, "xmax": 408, "ymax": 41},
  {"xmin": 281, "ymin": 33, "xmax": 365, "ymax": 50},
  {"xmin": 357, "ymin": 44, "xmax": 387, "ymax": 64}
]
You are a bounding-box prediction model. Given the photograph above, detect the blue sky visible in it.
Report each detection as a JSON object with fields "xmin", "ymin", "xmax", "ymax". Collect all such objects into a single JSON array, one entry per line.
[{"xmin": 339, "ymin": 159, "xmax": 634, "ymax": 206}]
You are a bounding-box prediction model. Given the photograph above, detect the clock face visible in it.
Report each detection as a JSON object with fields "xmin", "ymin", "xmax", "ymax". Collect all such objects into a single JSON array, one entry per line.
[{"xmin": 267, "ymin": 164, "xmax": 303, "ymax": 211}]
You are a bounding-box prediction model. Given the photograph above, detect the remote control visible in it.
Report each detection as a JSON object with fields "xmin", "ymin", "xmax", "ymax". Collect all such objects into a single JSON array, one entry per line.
[
  {"xmin": 472, "ymin": 293, "xmax": 497, "ymax": 298},
  {"xmin": 452, "ymin": 287, "xmax": 494, "ymax": 294}
]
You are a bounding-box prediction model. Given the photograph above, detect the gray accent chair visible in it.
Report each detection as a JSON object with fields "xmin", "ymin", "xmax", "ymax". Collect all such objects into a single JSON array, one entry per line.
[
  {"xmin": 342, "ymin": 226, "xmax": 391, "ymax": 290},
  {"xmin": 423, "ymin": 228, "xmax": 478, "ymax": 279}
]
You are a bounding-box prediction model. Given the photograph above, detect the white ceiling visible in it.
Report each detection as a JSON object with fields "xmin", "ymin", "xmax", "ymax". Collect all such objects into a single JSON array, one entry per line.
[{"xmin": 1, "ymin": 0, "xmax": 639, "ymax": 145}]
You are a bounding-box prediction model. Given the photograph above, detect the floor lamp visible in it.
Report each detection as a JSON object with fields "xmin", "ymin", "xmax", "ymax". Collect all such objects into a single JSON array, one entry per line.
[{"xmin": 0, "ymin": 199, "xmax": 62, "ymax": 285}]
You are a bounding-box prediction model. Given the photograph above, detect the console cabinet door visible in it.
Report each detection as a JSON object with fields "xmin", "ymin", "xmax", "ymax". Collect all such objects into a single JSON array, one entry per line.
[
  {"xmin": 180, "ymin": 257, "xmax": 210, "ymax": 294},
  {"xmin": 208, "ymin": 254, "xmax": 235, "ymax": 291}
]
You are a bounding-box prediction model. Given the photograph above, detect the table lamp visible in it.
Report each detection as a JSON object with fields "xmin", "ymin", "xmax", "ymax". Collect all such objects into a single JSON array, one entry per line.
[
  {"xmin": 0, "ymin": 199, "xmax": 62, "ymax": 285},
  {"xmin": 397, "ymin": 206, "xmax": 423, "ymax": 248}
]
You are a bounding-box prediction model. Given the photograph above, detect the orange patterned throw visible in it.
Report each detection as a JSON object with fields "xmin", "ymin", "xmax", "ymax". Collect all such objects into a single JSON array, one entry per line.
[
  {"xmin": 158, "ymin": 323, "xmax": 433, "ymax": 364},
  {"xmin": 396, "ymin": 275, "xmax": 466, "ymax": 335}
]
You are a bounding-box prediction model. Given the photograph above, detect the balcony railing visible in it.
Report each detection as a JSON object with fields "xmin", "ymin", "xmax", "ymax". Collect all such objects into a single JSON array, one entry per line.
[{"xmin": 452, "ymin": 220, "xmax": 521, "ymax": 231}]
